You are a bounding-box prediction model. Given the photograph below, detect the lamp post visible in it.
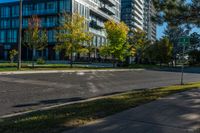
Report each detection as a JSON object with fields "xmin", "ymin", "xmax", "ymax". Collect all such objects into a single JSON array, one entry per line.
[{"xmin": 18, "ymin": 0, "xmax": 22, "ymax": 70}]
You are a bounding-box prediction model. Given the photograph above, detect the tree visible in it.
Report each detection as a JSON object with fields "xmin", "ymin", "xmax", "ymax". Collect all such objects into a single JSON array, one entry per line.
[
  {"xmin": 82, "ymin": 37, "xmax": 94, "ymax": 62},
  {"xmin": 104, "ymin": 20, "xmax": 130, "ymax": 67},
  {"xmin": 148, "ymin": 37, "xmax": 173, "ymax": 66},
  {"xmin": 56, "ymin": 13, "xmax": 92, "ymax": 67},
  {"xmin": 99, "ymin": 44, "xmax": 111, "ymax": 60},
  {"xmin": 153, "ymin": 0, "xmax": 200, "ymax": 27},
  {"xmin": 128, "ymin": 29, "xmax": 150, "ymax": 64},
  {"xmin": 190, "ymin": 32, "xmax": 200, "ymax": 50},
  {"xmin": 88, "ymin": 44, "xmax": 96, "ymax": 62},
  {"xmin": 23, "ymin": 16, "xmax": 48, "ymax": 68},
  {"xmin": 164, "ymin": 26, "xmax": 189, "ymax": 66},
  {"xmin": 9, "ymin": 49, "xmax": 18, "ymax": 63},
  {"xmin": 188, "ymin": 50, "xmax": 200, "ymax": 65}
]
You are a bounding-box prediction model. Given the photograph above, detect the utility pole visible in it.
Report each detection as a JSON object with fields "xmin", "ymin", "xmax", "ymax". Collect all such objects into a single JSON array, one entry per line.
[{"xmin": 18, "ymin": 0, "xmax": 22, "ymax": 70}]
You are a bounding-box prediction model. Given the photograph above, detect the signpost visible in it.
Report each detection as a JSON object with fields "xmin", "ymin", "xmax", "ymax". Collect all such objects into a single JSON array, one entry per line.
[{"xmin": 179, "ymin": 36, "xmax": 190, "ymax": 85}]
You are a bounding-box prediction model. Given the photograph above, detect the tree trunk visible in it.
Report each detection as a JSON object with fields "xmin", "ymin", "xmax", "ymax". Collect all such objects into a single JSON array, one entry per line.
[
  {"xmin": 104, "ymin": 56, "xmax": 107, "ymax": 63},
  {"xmin": 112, "ymin": 55, "xmax": 116, "ymax": 68},
  {"xmin": 174, "ymin": 57, "xmax": 177, "ymax": 68},
  {"xmin": 137, "ymin": 56, "xmax": 141, "ymax": 64},
  {"xmin": 113, "ymin": 61, "xmax": 115, "ymax": 68},
  {"xmin": 32, "ymin": 49, "xmax": 35, "ymax": 69},
  {"xmin": 88, "ymin": 52, "xmax": 91, "ymax": 63},
  {"xmin": 11, "ymin": 58, "xmax": 14, "ymax": 63},
  {"xmin": 70, "ymin": 48, "xmax": 73, "ymax": 68}
]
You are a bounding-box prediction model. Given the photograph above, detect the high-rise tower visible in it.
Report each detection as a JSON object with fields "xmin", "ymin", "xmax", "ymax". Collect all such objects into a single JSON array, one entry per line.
[{"xmin": 121, "ymin": 0, "xmax": 156, "ymax": 41}]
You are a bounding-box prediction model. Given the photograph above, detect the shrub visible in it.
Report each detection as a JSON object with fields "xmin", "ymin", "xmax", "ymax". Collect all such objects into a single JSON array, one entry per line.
[
  {"xmin": 36, "ymin": 58, "xmax": 45, "ymax": 65},
  {"xmin": 188, "ymin": 50, "xmax": 200, "ymax": 65},
  {"xmin": 9, "ymin": 49, "xmax": 18, "ymax": 63}
]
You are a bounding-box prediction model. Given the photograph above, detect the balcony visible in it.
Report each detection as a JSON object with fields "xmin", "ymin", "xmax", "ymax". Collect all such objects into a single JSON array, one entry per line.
[
  {"xmin": 99, "ymin": 4, "xmax": 115, "ymax": 15},
  {"xmin": 100, "ymin": 0, "xmax": 115, "ymax": 6},
  {"xmin": 89, "ymin": 28, "xmax": 106, "ymax": 37},
  {"xmin": 89, "ymin": 20, "xmax": 104, "ymax": 29}
]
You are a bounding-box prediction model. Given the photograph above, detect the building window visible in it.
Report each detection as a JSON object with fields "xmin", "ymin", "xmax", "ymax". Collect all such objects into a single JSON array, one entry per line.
[
  {"xmin": 48, "ymin": 30, "xmax": 56, "ymax": 42},
  {"xmin": 73, "ymin": 1, "xmax": 89, "ymax": 19},
  {"xmin": 47, "ymin": 2, "xmax": 57, "ymax": 13},
  {"xmin": 23, "ymin": 18, "xmax": 28, "ymax": 28},
  {"xmin": 7, "ymin": 30, "xmax": 17, "ymax": 43},
  {"xmin": 1, "ymin": 7, "xmax": 10, "ymax": 18},
  {"xmin": 0, "ymin": 30, "xmax": 6, "ymax": 43},
  {"xmin": 60, "ymin": 0, "xmax": 71, "ymax": 12},
  {"xmin": 0, "ymin": 20, "xmax": 10, "ymax": 28},
  {"xmin": 23, "ymin": 5, "xmax": 32, "ymax": 16},
  {"xmin": 12, "ymin": 19, "xmax": 19, "ymax": 28},
  {"xmin": 35, "ymin": 3, "xmax": 45, "ymax": 14},
  {"xmin": 47, "ymin": 17, "xmax": 57, "ymax": 27},
  {"xmin": 12, "ymin": 6, "xmax": 19, "ymax": 17}
]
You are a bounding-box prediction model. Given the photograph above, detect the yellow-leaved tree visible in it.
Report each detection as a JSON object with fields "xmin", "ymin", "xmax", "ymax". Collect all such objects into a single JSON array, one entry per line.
[
  {"xmin": 103, "ymin": 20, "xmax": 130, "ymax": 67},
  {"xmin": 56, "ymin": 13, "xmax": 93, "ymax": 68},
  {"xmin": 128, "ymin": 29, "xmax": 150, "ymax": 64}
]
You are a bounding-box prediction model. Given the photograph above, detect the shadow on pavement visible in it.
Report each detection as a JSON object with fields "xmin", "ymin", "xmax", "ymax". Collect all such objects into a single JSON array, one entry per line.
[
  {"xmin": 65, "ymin": 89, "xmax": 200, "ymax": 133},
  {"xmin": 13, "ymin": 97, "xmax": 85, "ymax": 108}
]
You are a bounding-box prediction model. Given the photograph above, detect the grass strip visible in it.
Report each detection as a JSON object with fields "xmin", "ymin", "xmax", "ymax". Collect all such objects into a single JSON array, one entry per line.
[
  {"xmin": 0, "ymin": 82, "xmax": 200, "ymax": 133},
  {"xmin": 0, "ymin": 63, "xmax": 114, "ymax": 72}
]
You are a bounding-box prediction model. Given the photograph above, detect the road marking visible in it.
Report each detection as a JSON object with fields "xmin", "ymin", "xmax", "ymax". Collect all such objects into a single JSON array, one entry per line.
[{"xmin": 77, "ymin": 72, "xmax": 85, "ymax": 76}]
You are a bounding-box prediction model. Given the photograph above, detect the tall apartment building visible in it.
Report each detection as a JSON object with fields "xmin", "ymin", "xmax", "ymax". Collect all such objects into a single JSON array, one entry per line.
[
  {"xmin": 0, "ymin": 0, "xmax": 121, "ymax": 60},
  {"xmin": 121, "ymin": 0, "xmax": 156, "ymax": 41},
  {"xmin": 143, "ymin": 0, "xmax": 156, "ymax": 41}
]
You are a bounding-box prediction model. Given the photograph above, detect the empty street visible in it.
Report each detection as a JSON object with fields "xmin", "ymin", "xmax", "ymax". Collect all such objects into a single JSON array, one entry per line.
[{"xmin": 1, "ymin": 69, "xmax": 200, "ymax": 116}]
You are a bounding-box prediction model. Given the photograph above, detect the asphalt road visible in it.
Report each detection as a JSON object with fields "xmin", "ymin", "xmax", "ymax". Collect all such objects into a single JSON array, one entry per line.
[{"xmin": 1, "ymin": 69, "xmax": 200, "ymax": 116}]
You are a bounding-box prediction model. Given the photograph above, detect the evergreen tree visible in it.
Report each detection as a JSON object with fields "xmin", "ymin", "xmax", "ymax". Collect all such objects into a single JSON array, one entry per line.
[
  {"xmin": 147, "ymin": 37, "xmax": 173, "ymax": 66},
  {"xmin": 190, "ymin": 32, "xmax": 200, "ymax": 50},
  {"xmin": 164, "ymin": 26, "xmax": 189, "ymax": 66},
  {"xmin": 153, "ymin": 0, "xmax": 200, "ymax": 27}
]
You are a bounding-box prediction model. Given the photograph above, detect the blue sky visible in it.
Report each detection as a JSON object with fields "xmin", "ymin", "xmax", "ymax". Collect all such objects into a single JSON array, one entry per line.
[
  {"xmin": 0, "ymin": 0, "xmax": 16, "ymax": 3},
  {"xmin": 1, "ymin": 0, "xmax": 200, "ymax": 39},
  {"xmin": 157, "ymin": 24, "xmax": 200, "ymax": 39}
]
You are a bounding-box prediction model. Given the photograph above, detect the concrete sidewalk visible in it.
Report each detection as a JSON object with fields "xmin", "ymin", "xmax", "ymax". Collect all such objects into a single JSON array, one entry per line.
[{"xmin": 64, "ymin": 89, "xmax": 200, "ymax": 133}]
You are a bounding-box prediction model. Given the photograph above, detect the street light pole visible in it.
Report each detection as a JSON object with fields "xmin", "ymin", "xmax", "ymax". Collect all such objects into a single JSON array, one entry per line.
[{"xmin": 17, "ymin": 0, "xmax": 22, "ymax": 70}]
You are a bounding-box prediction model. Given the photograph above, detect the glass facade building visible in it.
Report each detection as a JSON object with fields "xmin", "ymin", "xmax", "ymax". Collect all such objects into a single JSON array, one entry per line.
[{"xmin": 0, "ymin": 0, "xmax": 120, "ymax": 60}]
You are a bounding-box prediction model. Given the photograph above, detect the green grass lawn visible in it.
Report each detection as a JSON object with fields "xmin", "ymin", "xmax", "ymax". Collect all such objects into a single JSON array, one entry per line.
[
  {"xmin": 0, "ymin": 62, "xmax": 185, "ymax": 72},
  {"xmin": 0, "ymin": 82, "xmax": 200, "ymax": 133},
  {"xmin": 0, "ymin": 62, "xmax": 114, "ymax": 72}
]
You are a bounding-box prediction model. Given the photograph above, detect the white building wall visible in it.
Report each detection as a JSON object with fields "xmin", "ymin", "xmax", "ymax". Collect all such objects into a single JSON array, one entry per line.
[{"xmin": 121, "ymin": 0, "xmax": 157, "ymax": 41}]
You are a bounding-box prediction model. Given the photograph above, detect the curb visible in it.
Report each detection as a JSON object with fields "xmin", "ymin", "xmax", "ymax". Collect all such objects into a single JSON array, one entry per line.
[
  {"xmin": 0, "ymin": 69, "xmax": 144, "ymax": 75},
  {"xmin": 0, "ymin": 89, "xmax": 133, "ymax": 119}
]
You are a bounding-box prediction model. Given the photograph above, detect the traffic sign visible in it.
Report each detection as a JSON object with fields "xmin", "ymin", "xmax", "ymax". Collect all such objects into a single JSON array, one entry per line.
[{"xmin": 179, "ymin": 36, "xmax": 190, "ymax": 46}]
